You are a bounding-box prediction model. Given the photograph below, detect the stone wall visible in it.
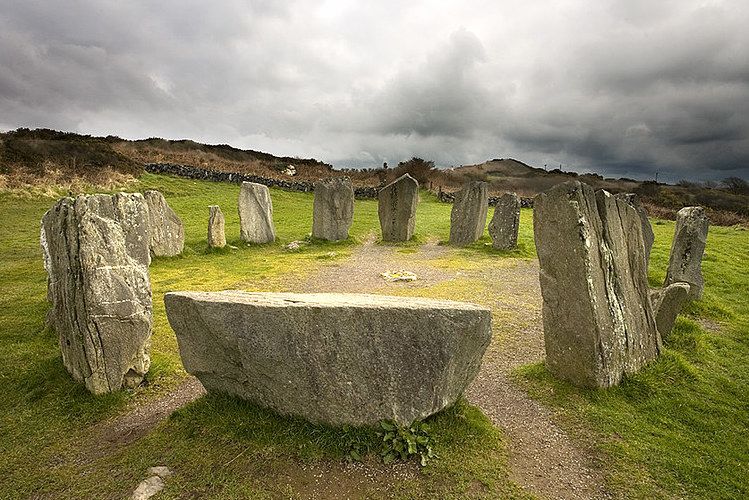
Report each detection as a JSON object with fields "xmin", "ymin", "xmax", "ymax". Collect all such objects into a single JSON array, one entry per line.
[
  {"xmin": 437, "ymin": 190, "xmax": 534, "ymax": 208},
  {"xmin": 144, "ymin": 163, "xmax": 379, "ymax": 199}
]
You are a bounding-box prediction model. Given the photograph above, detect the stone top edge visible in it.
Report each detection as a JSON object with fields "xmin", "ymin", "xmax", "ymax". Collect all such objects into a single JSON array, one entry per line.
[{"xmin": 165, "ymin": 290, "xmax": 489, "ymax": 311}]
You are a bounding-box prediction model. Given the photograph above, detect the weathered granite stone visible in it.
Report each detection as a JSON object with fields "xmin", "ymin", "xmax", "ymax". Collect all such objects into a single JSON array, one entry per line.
[
  {"xmin": 378, "ymin": 174, "xmax": 418, "ymax": 242},
  {"xmin": 533, "ymin": 181, "xmax": 659, "ymax": 388},
  {"xmin": 238, "ymin": 182, "xmax": 275, "ymax": 244},
  {"xmin": 449, "ymin": 181, "xmax": 488, "ymax": 245},
  {"xmin": 164, "ymin": 291, "xmax": 491, "ymax": 425},
  {"xmin": 650, "ymin": 283, "xmax": 691, "ymax": 340},
  {"xmin": 664, "ymin": 206, "xmax": 709, "ymax": 299},
  {"xmin": 312, "ymin": 177, "xmax": 354, "ymax": 241},
  {"xmin": 207, "ymin": 205, "xmax": 226, "ymax": 248},
  {"xmin": 41, "ymin": 193, "xmax": 152, "ymax": 395},
  {"xmin": 144, "ymin": 190, "xmax": 184, "ymax": 257},
  {"xmin": 615, "ymin": 193, "xmax": 654, "ymax": 265},
  {"xmin": 488, "ymin": 192, "xmax": 520, "ymax": 250}
]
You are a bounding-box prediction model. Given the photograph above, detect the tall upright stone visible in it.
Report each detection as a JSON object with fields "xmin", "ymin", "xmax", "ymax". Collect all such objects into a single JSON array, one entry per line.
[
  {"xmin": 144, "ymin": 190, "xmax": 184, "ymax": 257},
  {"xmin": 664, "ymin": 206, "xmax": 709, "ymax": 299},
  {"xmin": 312, "ymin": 177, "xmax": 354, "ymax": 241},
  {"xmin": 208, "ymin": 205, "xmax": 226, "ymax": 248},
  {"xmin": 238, "ymin": 182, "xmax": 275, "ymax": 244},
  {"xmin": 40, "ymin": 193, "xmax": 153, "ymax": 395},
  {"xmin": 488, "ymin": 192, "xmax": 520, "ymax": 250},
  {"xmin": 449, "ymin": 181, "xmax": 488, "ymax": 245},
  {"xmin": 615, "ymin": 193, "xmax": 654, "ymax": 265},
  {"xmin": 378, "ymin": 174, "xmax": 418, "ymax": 242},
  {"xmin": 534, "ymin": 181, "xmax": 659, "ymax": 388}
]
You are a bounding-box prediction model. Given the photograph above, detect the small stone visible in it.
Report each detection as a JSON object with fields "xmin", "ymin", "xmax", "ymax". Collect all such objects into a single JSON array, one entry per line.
[
  {"xmin": 312, "ymin": 177, "xmax": 354, "ymax": 241},
  {"xmin": 238, "ymin": 182, "xmax": 275, "ymax": 244},
  {"xmin": 131, "ymin": 476, "xmax": 164, "ymax": 500},
  {"xmin": 380, "ymin": 270, "xmax": 418, "ymax": 282},
  {"xmin": 378, "ymin": 174, "xmax": 419, "ymax": 242},
  {"xmin": 207, "ymin": 205, "xmax": 226, "ymax": 248},
  {"xmin": 449, "ymin": 181, "xmax": 489, "ymax": 245},
  {"xmin": 488, "ymin": 192, "xmax": 520, "ymax": 250},
  {"xmin": 664, "ymin": 206, "xmax": 709, "ymax": 299},
  {"xmin": 650, "ymin": 282, "xmax": 691, "ymax": 340},
  {"xmin": 144, "ymin": 190, "xmax": 184, "ymax": 257},
  {"xmin": 147, "ymin": 466, "xmax": 173, "ymax": 478}
]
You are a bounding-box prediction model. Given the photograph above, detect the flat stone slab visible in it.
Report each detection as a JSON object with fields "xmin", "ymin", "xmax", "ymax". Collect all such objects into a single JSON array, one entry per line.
[{"xmin": 165, "ymin": 291, "xmax": 491, "ymax": 426}]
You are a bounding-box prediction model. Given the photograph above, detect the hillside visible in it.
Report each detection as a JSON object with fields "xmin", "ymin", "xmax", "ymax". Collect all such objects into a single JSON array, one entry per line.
[{"xmin": 1, "ymin": 128, "xmax": 746, "ymax": 225}]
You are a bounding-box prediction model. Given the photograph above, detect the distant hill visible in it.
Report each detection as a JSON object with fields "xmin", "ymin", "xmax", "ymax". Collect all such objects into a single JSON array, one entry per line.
[{"xmin": 1, "ymin": 128, "xmax": 746, "ymax": 225}]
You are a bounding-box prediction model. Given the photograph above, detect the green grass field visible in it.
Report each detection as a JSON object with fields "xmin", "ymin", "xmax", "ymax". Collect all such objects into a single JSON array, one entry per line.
[{"xmin": 0, "ymin": 173, "xmax": 746, "ymax": 498}]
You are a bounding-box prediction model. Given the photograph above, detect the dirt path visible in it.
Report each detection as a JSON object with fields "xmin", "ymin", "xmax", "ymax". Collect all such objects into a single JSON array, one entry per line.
[{"xmin": 292, "ymin": 236, "xmax": 610, "ymax": 500}]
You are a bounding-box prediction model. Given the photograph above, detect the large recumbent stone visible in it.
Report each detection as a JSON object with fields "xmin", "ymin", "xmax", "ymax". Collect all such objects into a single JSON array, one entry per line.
[{"xmin": 164, "ymin": 291, "xmax": 491, "ymax": 425}]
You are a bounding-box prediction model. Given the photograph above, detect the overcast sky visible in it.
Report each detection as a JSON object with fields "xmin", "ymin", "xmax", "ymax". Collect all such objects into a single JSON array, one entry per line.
[{"xmin": 1, "ymin": 0, "xmax": 748, "ymax": 182}]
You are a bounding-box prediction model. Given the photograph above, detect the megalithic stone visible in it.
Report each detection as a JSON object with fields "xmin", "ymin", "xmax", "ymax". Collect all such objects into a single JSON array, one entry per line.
[
  {"xmin": 238, "ymin": 182, "xmax": 275, "ymax": 244},
  {"xmin": 208, "ymin": 205, "xmax": 226, "ymax": 248},
  {"xmin": 449, "ymin": 181, "xmax": 488, "ymax": 245},
  {"xmin": 533, "ymin": 181, "xmax": 660, "ymax": 388},
  {"xmin": 664, "ymin": 206, "xmax": 709, "ymax": 299},
  {"xmin": 488, "ymin": 192, "xmax": 521, "ymax": 250},
  {"xmin": 41, "ymin": 193, "xmax": 153, "ymax": 394},
  {"xmin": 165, "ymin": 291, "xmax": 491, "ymax": 426},
  {"xmin": 650, "ymin": 282, "xmax": 691, "ymax": 340},
  {"xmin": 312, "ymin": 177, "xmax": 354, "ymax": 241},
  {"xmin": 378, "ymin": 174, "xmax": 419, "ymax": 242},
  {"xmin": 614, "ymin": 193, "xmax": 654, "ymax": 266},
  {"xmin": 144, "ymin": 190, "xmax": 184, "ymax": 257}
]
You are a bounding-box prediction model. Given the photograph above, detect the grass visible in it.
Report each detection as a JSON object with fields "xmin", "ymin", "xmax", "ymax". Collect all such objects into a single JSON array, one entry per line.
[
  {"xmin": 0, "ymin": 172, "xmax": 747, "ymax": 498},
  {"xmin": 518, "ymin": 219, "xmax": 749, "ymax": 499},
  {"xmin": 0, "ymin": 173, "xmax": 527, "ymax": 499}
]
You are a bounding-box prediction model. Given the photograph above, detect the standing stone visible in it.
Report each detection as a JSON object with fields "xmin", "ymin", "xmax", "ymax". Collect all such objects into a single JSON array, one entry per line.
[
  {"xmin": 488, "ymin": 192, "xmax": 521, "ymax": 250},
  {"xmin": 207, "ymin": 205, "xmax": 226, "ymax": 248},
  {"xmin": 664, "ymin": 206, "xmax": 709, "ymax": 299},
  {"xmin": 378, "ymin": 174, "xmax": 418, "ymax": 242},
  {"xmin": 650, "ymin": 283, "xmax": 691, "ymax": 340},
  {"xmin": 238, "ymin": 182, "xmax": 275, "ymax": 244},
  {"xmin": 312, "ymin": 177, "xmax": 354, "ymax": 241},
  {"xmin": 144, "ymin": 190, "xmax": 184, "ymax": 257},
  {"xmin": 615, "ymin": 193, "xmax": 655, "ymax": 265},
  {"xmin": 449, "ymin": 181, "xmax": 489, "ymax": 245},
  {"xmin": 165, "ymin": 291, "xmax": 491, "ymax": 426},
  {"xmin": 534, "ymin": 181, "xmax": 659, "ymax": 388},
  {"xmin": 40, "ymin": 193, "xmax": 152, "ymax": 395}
]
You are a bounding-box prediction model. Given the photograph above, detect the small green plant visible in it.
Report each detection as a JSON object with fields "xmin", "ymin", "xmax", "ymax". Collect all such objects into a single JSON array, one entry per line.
[
  {"xmin": 341, "ymin": 425, "xmax": 372, "ymax": 463},
  {"xmin": 378, "ymin": 420, "xmax": 436, "ymax": 466}
]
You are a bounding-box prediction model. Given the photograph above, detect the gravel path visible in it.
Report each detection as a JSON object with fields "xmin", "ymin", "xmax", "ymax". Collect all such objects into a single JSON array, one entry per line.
[{"xmin": 292, "ymin": 237, "xmax": 610, "ymax": 500}]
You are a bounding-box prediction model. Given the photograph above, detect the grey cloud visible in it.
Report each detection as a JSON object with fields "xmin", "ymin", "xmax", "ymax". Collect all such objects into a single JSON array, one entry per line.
[{"xmin": 0, "ymin": 0, "xmax": 747, "ymax": 181}]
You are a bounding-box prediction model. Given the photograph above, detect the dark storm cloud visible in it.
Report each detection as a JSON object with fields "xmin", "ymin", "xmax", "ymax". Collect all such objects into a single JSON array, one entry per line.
[{"xmin": 0, "ymin": 0, "xmax": 747, "ymax": 181}]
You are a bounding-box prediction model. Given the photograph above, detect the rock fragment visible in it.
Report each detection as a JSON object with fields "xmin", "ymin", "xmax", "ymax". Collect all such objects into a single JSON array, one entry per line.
[
  {"xmin": 238, "ymin": 182, "xmax": 275, "ymax": 244},
  {"xmin": 488, "ymin": 192, "xmax": 520, "ymax": 250},
  {"xmin": 165, "ymin": 291, "xmax": 491, "ymax": 425},
  {"xmin": 312, "ymin": 177, "xmax": 354, "ymax": 241},
  {"xmin": 144, "ymin": 190, "xmax": 184, "ymax": 257},
  {"xmin": 378, "ymin": 174, "xmax": 418, "ymax": 242},
  {"xmin": 533, "ymin": 181, "xmax": 659, "ymax": 388},
  {"xmin": 615, "ymin": 193, "xmax": 655, "ymax": 265},
  {"xmin": 650, "ymin": 283, "xmax": 691, "ymax": 340},
  {"xmin": 207, "ymin": 205, "xmax": 226, "ymax": 248},
  {"xmin": 41, "ymin": 193, "xmax": 152, "ymax": 394},
  {"xmin": 664, "ymin": 206, "xmax": 709, "ymax": 299},
  {"xmin": 449, "ymin": 181, "xmax": 488, "ymax": 245}
]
